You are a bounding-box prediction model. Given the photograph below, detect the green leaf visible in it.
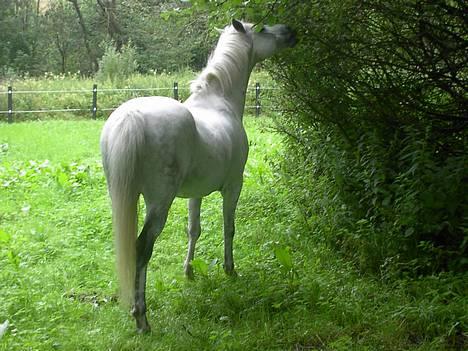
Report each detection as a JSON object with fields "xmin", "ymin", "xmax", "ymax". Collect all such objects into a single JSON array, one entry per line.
[
  {"xmin": 404, "ymin": 227, "xmax": 415, "ymax": 237},
  {"xmin": 7, "ymin": 250, "xmax": 20, "ymax": 267},
  {"xmin": 56, "ymin": 170, "xmax": 69, "ymax": 187},
  {"xmin": 272, "ymin": 301, "xmax": 283, "ymax": 309},
  {"xmin": 274, "ymin": 246, "xmax": 293, "ymax": 270},
  {"xmin": 160, "ymin": 11, "xmax": 171, "ymax": 21},
  {"xmin": 0, "ymin": 229, "xmax": 11, "ymax": 244}
]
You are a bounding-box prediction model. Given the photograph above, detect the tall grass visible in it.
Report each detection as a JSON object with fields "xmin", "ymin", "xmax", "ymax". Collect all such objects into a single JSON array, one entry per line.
[{"xmin": 0, "ymin": 70, "xmax": 278, "ymax": 122}]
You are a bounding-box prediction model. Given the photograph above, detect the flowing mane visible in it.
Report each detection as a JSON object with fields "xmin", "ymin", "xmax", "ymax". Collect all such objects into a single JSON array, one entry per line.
[{"xmin": 190, "ymin": 24, "xmax": 253, "ymax": 95}]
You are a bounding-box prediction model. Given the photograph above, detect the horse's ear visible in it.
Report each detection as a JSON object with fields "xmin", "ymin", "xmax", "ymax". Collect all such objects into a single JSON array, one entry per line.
[{"xmin": 232, "ymin": 19, "xmax": 246, "ymax": 33}]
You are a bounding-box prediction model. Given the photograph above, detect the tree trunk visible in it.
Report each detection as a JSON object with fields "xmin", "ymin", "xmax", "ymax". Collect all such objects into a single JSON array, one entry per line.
[
  {"xmin": 55, "ymin": 33, "xmax": 68, "ymax": 74},
  {"xmin": 96, "ymin": 0, "xmax": 124, "ymax": 50},
  {"xmin": 68, "ymin": 0, "xmax": 99, "ymax": 72}
]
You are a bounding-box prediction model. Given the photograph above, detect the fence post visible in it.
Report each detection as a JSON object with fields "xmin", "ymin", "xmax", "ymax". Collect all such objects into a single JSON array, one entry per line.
[
  {"xmin": 173, "ymin": 82, "xmax": 179, "ymax": 101},
  {"xmin": 255, "ymin": 82, "xmax": 261, "ymax": 117},
  {"xmin": 92, "ymin": 84, "xmax": 97, "ymax": 119},
  {"xmin": 7, "ymin": 86, "xmax": 13, "ymax": 124}
]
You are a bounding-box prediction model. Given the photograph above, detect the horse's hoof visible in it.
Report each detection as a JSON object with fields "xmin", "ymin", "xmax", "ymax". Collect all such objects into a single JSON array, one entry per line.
[
  {"xmin": 136, "ymin": 318, "xmax": 151, "ymax": 334},
  {"xmin": 224, "ymin": 267, "xmax": 238, "ymax": 278},
  {"xmin": 133, "ymin": 307, "xmax": 151, "ymax": 334},
  {"xmin": 184, "ymin": 265, "xmax": 195, "ymax": 280},
  {"xmin": 137, "ymin": 324, "xmax": 151, "ymax": 334}
]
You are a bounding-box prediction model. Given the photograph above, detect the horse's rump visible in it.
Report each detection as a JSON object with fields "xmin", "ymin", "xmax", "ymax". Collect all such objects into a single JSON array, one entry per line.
[{"xmin": 100, "ymin": 96, "xmax": 196, "ymax": 305}]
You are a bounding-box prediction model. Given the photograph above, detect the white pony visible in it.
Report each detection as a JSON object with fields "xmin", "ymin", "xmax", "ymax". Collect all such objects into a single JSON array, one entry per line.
[{"xmin": 100, "ymin": 19, "xmax": 296, "ymax": 332}]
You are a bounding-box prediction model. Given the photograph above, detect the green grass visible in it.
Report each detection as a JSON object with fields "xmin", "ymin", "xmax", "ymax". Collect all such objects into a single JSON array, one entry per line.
[{"xmin": 0, "ymin": 118, "xmax": 466, "ymax": 350}]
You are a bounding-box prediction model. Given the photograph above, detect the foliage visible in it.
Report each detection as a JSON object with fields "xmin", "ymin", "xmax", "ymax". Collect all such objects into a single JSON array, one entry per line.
[
  {"xmin": 191, "ymin": 0, "xmax": 468, "ymax": 275},
  {"xmin": 118, "ymin": 0, "xmax": 214, "ymax": 74},
  {"xmin": 0, "ymin": 0, "xmax": 213, "ymax": 77},
  {"xmin": 272, "ymin": 0, "xmax": 467, "ymax": 275},
  {"xmin": 96, "ymin": 42, "xmax": 138, "ymax": 86},
  {"xmin": 0, "ymin": 119, "xmax": 466, "ymax": 350}
]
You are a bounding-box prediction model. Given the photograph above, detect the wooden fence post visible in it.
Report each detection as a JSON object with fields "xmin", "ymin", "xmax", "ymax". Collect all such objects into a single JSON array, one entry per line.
[
  {"xmin": 7, "ymin": 86, "xmax": 13, "ymax": 124},
  {"xmin": 173, "ymin": 82, "xmax": 179, "ymax": 101},
  {"xmin": 255, "ymin": 82, "xmax": 261, "ymax": 117},
  {"xmin": 92, "ymin": 84, "xmax": 97, "ymax": 119}
]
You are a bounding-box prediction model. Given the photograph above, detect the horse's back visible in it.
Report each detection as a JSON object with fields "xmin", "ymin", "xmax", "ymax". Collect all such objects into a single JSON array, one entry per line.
[
  {"xmin": 101, "ymin": 96, "xmax": 198, "ymax": 196},
  {"xmin": 103, "ymin": 96, "xmax": 195, "ymax": 133}
]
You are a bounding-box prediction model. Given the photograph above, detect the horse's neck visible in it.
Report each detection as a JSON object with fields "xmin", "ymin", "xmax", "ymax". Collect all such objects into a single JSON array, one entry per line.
[
  {"xmin": 186, "ymin": 70, "xmax": 252, "ymax": 121},
  {"xmin": 222, "ymin": 71, "xmax": 251, "ymax": 119},
  {"xmin": 186, "ymin": 31, "xmax": 255, "ymax": 121}
]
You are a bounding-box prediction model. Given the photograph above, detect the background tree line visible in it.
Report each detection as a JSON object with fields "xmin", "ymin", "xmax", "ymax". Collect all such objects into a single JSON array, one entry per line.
[{"xmin": 0, "ymin": 0, "xmax": 213, "ymax": 77}]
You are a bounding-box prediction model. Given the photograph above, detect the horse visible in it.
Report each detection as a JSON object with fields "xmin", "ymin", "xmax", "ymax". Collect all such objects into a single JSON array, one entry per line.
[{"xmin": 100, "ymin": 19, "xmax": 296, "ymax": 333}]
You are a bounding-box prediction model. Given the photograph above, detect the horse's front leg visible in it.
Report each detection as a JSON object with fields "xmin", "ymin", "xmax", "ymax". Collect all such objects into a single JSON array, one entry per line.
[
  {"xmin": 132, "ymin": 205, "xmax": 169, "ymax": 333},
  {"xmin": 222, "ymin": 184, "xmax": 242, "ymax": 276},
  {"xmin": 184, "ymin": 198, "xmax": 202, "ymax": 279}
]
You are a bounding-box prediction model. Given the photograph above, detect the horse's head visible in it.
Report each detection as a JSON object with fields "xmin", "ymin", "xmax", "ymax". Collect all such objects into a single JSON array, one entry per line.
[
  {"xmin": 231, "ymin": 19, "xmax": 297, "ymax": 63},
  {"xmin": 191, "ymin": 19, "xmax": 296, "ymax": 97}
]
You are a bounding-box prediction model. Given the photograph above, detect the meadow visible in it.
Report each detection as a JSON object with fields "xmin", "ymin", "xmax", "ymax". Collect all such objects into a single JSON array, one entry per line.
[
  {"xmin": 0, "ymin": 70, "xmax": 278, "ymax": 122},
  {"xmin": 0, "ymin": 115, "xmax": 465, "ymax": 351}
]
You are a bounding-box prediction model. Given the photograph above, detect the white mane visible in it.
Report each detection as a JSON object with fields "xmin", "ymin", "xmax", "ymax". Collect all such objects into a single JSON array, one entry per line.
[{"xmin": 190, "ymin": 25, "xmax": 253, "ymax": 95}]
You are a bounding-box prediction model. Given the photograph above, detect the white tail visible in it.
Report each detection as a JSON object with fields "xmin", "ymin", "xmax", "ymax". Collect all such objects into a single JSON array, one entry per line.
[{"xmin": 101, "ymin": 112, "xmax": 144, "ymax": 307}]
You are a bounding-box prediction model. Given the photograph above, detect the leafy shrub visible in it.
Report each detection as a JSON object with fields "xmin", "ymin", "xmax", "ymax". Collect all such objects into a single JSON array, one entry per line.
[
  {"xmin": 266, "ymin": 0, "xmax": 467, "ymax": 275},
  {"xmin": 96, "ymin": 42, "xmax": 138, "ymax": 86}
]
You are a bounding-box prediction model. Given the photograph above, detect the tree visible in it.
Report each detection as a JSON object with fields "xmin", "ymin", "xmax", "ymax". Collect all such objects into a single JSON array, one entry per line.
[
  {"xmin": 43, "ymin": 1, "xmax": 75, "ymax": 73},
  {"xmin": 191, "ymin": 0, "xmax": 468, "ymax": 274},
  {"xmin": 96, "ymin": 0, "xmax": 124, "ymax": 49},
  {"xmin": 0, "ymin": 0, "xmax": 45, "ymax": 75},
  {"xmin": 117, "ymin": 0, "xmax": 212, "ymax": 73},
  {"xmin": 0, "ymin": 0, "xmax": 214, "ymax": 76},
  {"xmin": 67, "ymin": 0, "xmax": 99, "ymax": 72}
]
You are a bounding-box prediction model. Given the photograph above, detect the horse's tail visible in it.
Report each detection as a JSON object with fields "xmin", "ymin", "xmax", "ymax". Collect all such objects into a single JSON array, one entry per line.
[{"xmin": 100, "ymin": 111, "xmax": 144, "ymax": 307}]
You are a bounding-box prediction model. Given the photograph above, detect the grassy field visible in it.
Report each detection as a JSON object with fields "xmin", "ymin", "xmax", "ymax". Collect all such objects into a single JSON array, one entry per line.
[
  {"xmin": 0, "ymin": 70, "xmax": 278, "ymax": 122},
  {"xmin": 0, "ymin": 118, "xmax": 466, "ymax": 350}
]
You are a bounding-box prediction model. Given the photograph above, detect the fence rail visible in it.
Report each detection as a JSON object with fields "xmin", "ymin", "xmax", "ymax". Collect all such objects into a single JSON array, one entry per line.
[{"xmin": 0, "ymin": 82, "xmax": 280, "ymax": 123}]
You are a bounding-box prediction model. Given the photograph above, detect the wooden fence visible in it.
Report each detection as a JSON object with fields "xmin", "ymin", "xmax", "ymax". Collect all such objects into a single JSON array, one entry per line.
[{"xmin": 0, "ymin": 82, "xmax": 279, "ymax": 123}]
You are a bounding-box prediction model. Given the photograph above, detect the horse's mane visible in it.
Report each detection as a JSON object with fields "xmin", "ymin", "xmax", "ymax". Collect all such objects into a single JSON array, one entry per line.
[{"xmin": 190, "ymin": 24, "xmax": 252, "ymax": 95}]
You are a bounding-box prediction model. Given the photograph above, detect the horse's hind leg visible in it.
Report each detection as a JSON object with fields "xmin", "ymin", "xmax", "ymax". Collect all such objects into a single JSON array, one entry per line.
[
  {"xmin": 132, "ymin": 198, "xmax": 173, "ymax": 333},
  {"xmin": 184, "ymin": 198, "xmax": 202, "ymax": 279},
  {"xmin": 222, "ymin": 184, "xmax": 242, "ymax": 276}
]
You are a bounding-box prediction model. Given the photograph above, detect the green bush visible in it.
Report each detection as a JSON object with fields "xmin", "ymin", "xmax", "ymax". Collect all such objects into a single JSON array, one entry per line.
[
  {"xmin": 96, "ymin": 42, "xmax": 138, "ymax": 86},
  {"xmin": 268, "ymin": 0, "xmax": 467, "ymax": 275}
]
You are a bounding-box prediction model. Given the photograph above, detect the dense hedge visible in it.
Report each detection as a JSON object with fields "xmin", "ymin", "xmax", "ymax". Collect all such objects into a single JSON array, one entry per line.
[{"xmin": 270, "ymin": 0, "xmax": 467, "ymax": 275}]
